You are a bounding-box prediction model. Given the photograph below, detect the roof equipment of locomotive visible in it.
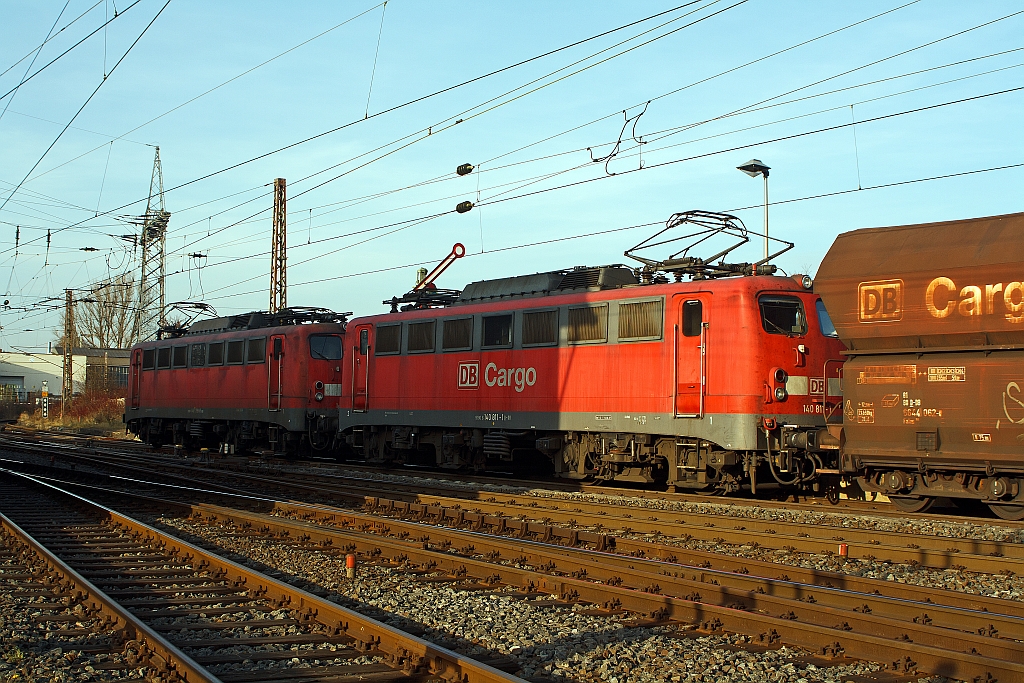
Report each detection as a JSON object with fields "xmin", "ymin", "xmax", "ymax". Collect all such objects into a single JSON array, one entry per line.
[
  {"xmin": 170, "ymin": 307, "xmax": 349, "ymax": 338},
  {"xmin": 624, "ymin": 210, "xmax": 793, "ymax": 281},
  {"xmin": 384, "ymin": 243, "xmax": 467, "ymax": 312}
]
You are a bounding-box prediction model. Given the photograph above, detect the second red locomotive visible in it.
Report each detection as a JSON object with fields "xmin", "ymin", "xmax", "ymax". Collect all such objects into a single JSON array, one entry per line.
[{"xmin": 338, "ymin": 211, "xmax": 846, "ymax": 492}]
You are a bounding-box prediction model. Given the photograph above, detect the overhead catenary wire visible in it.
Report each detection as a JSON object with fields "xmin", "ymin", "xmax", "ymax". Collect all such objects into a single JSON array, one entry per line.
[
  {"xmin": 0, "ymin": 0, "xmax": 72, "ymax": 125},
  {"xmin": 0, "ymin": 0, "xmax": 146, "ymax": 105},
  {"xmin": 0, "ymin": 0, "xmax": 103, "ymax": 79},
  {"xmin": 156, "ymin": 87, "xmax": 1024, "ymax": 299},
  {"xmin": 4, "ymin": 0, "xmax": 735, "ymax": 253},
  {"xmin": 0, "ymin": 0, "xmax": 174, "ymax": 216}
]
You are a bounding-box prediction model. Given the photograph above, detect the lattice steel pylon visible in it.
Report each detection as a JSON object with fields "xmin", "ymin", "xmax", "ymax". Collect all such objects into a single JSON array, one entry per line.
[
  {"xmin": 269, "ymin": 177, "xmax": 287, "ymax": 313},
  {"xmin": 133, "ymin": 147, "xmax": 170, "ymax": 342}
]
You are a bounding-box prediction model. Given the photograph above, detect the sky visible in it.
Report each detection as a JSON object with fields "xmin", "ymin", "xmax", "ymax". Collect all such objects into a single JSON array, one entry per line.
[{"xmin": 0, "ymin": 0, "xmax": 1021, "ymax": 351}]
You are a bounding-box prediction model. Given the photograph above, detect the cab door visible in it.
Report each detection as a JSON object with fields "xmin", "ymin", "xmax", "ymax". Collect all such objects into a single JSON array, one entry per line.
[
  {"xmin": 675, "ymin": 296, "xmax": 710, "ymax": 417},
  {"xmin": 130, "ymin": 349, "xmax": 142, "ymax": 409},
  {"xmin": 269, "ymin": 335, "xmax": 285, "ymax": 411},
  {"xmin": 351, "ymin": 325, "xmax": 371, "ymax": 412}
]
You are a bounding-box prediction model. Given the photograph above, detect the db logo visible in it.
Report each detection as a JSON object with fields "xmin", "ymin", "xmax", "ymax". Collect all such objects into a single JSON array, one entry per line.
[
  {"xmin": 458, "ymin": 361, "xmax": 479, "ymax": 389},
  {"xmin": 858, "ymin": 279, "xmax": 903, "ymax": 322}
]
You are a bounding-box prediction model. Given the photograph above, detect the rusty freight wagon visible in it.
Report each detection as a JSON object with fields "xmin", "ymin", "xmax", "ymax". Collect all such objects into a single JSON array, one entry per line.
[{"xmin": 815, "ymin": 212, "xmax": 1024, "ymax": 518}]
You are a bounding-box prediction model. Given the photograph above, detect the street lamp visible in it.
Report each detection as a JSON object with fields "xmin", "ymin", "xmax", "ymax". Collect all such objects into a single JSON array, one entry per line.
[{"xmin": 737, "ymin": 159, "xmax": 770, "ymax": 261}]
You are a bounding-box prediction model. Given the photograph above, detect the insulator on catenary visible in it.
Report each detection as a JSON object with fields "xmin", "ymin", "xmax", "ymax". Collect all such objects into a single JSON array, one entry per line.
[
  {"xmin": 455, "ymin": 200, "xmax": 474, "ymax": 214},
  {"xmin": 456, "ymin": 163, "xmax": 474, "ymax": 176}
]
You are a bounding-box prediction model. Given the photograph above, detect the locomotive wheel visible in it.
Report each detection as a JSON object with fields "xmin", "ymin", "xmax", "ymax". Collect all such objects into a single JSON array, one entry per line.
[
  {"xmin": 988, "ymin": 503, "xmax": 1024, "ymax": 521},
  {"xmin": 888, "ymin": 495, "xmax": 935, "ymax": 513}
]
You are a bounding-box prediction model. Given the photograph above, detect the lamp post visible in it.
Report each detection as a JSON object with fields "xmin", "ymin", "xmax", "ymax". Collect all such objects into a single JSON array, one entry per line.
[{"xmin": 737, "ymin": 159, "xmax": 770, "ymax": 261}]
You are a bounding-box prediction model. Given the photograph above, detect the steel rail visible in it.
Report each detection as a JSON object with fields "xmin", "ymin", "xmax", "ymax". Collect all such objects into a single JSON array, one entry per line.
[
  {"xmin": 11, "ymin": 438, "xmax": 1019, "ymax": 571},
  {"xmin": 0, "ymin": 510, "xmax": 219, "ymax": 683},
  {"xmin": 2, "ymin": 450, "xmax": 1019, "ymax": 614},
  {"xmin": 2, "ymin": 428, "xmax": 1010, "ymax": 522},
  {"xmin": 28, "ymin": 471, "xmax": 1024, "ymax": 682},
  {"xmin": 1, "ymin": 469, "xmax": 524, "ymax": 683}
]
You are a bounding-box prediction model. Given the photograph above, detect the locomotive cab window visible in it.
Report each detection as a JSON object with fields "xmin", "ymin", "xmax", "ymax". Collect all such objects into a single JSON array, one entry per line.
[
  {"xmin": 815, "ymin": 300, "xmax": 838, "ymax": 338},
  {"xmin": 407, "ymin": 321, "xmax": 436, "ymax": 353},
  {"xmin": 310, "ymin": 335, "xmax": 343, "ymax": 360},
  {"xmin": 568, "ymin": 304, "xmax": 608, "ymax": 343},
  {"xmin": 759, "ymin": 295, "xmax": 807, "ymax": 336},
  {"xmin": 482, "ymin": 314, "xmax": 513, "ymax": 348},
  {"xmin": 142, "ymin": 349, "xmax": 155, "ymax": 370},
  {"xmin": 208, "ymin": 341, "xmax": 224, "ymax": 365},
  {"xmin": 247, "ymin": 337, "xmax": 266, "ymax": 364},
  {"xmin": 442, "ymin": 318, "xmax": 473, "ymax": 350},
  {"xmin": 523, "ymin": 310, "xmax": 558, "ymax": 346},
  {"xmin": 157, "ymin": 347, "xmax": 171, "ymax": 369},
  {"xmin": 375, "ymin": 324, "xmax": 401, "ymax": 355},
  {"xmin": 226, "ymin": 340, "xmax": 244, "ymax": 364},
  {"xmin": 190, "ymin": 344, "xmax": 206, "ymax": 367},
  {"xmin": 682, "ymin": 300, "xmax": 703, "ymax": 337},
  {"xmin": 172, "ymin": 345, "xmax": 188, "ymax": 368}
]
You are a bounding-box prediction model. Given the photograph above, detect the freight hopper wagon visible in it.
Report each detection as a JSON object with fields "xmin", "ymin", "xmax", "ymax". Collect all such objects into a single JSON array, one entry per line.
[
  {"xmin": 815, "ymin": 212, "xmax": 1024, "ymax": 518},
  {"xmin": 338, "ymin": 211, "xmax": 846, "ymax": 493},
  {"xmin": 126, "ymin": 308, "xmax": 348, "ymax": 454}
]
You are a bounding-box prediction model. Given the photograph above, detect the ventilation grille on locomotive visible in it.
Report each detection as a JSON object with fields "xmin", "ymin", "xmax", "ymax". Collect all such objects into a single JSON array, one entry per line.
[{"xmin": 619, "ymin": 300, "xmax": 663, "ymax": 340}]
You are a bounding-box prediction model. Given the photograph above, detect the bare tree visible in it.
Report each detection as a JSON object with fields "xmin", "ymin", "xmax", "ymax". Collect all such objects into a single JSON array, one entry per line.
[{"xmin": 77, "ymin": 274, "xmax": 138, "ymax": 349}]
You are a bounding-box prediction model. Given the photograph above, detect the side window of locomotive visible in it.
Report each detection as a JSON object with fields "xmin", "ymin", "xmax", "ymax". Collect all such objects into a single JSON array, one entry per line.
[
  {"xmin": 619, "ymin": 300, "xmax": 663, "ymax": 341},
  {"xmin": 568, "ymin": 304, "xmax": 608, "ymax": 344},
  {"xmin": 759, "ymin": 296, "xmax": 808, "ymax": 336},
  {"xmin": 142, "ymin": 349, "xmax": 156, "ymax": 370},
  {"xmin": 523, "ymin": 310, "xmax": 558, "ymax": 346},
  {"xmin": 172, "ymin": 345, "xmax": 188, "ymax": 368},
  {"xmin": 442, "ymin": 318, "xmax": 472, "ymax": 351},
  {"xmin": 246, "ymin": 337, "xmax": 266, "ymax": 364},
  {"xmin": 156, "ymin": 347, "xmax": 171, "ymax": 369},
  {"xmin": 482, "ymin": 314, "xmax": 513, "ymax": 348},
  {"xmin": 226, "ymin": 340, "xmax": 244, "ymax": 365},
  {"xmin": 190, "ymin": 343, "xmax": 206, "ymax": 367},
  {"xmin": 375, "ymin": 324, "xmax": 401, "ymax": 355},
  {"xmin": 815, "ymin": 300, "xmax": 838, "ymax": 338},
  {"xmin": 359, "ymin": 329, "xmax": 369, "ymax": 355},
  {"xmin": 208, "ymin": 342, "xmax": 224, "ymax": 365},
  {"xmin": 309, "ymin": 335, "xmax": 343, "ymax": 360},
  {"xmin": 407, "ymin": 321, "xmax": 436, "ymax": 353},
  {"xmin": 682, "ymin": 300, "xmax": 703, "ymax": 337}
]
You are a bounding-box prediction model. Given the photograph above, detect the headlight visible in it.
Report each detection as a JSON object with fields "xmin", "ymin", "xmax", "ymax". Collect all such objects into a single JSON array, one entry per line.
[
  {"xmin": 773, "ymin": 368, "xmax": 787, "ymax": 384},
  {"xmin": 314, "ymin": 392, "xmax": 324, "ymax": 402},
  {"xmin": 801, "ymin": 275, "xmax": 813, "ymax": 289},
  {"xmin": 774, "ymin": 387, "xmax": 787, "ymax": 401},
  {"xmin": 314, "ymin": 381, "xmax": 324, "ymax": 390}
]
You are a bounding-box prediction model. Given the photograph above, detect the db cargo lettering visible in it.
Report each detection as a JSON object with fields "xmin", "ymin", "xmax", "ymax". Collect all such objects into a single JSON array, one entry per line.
[
  {"xmin": 926, "ymin": 277, "xmax": 1024, "ymax": 322},
  {"xmin": 858, "ymin": 280, "xmax": 902, "ymax": 322},
  {"xmin": 484, "ymin": 363, "xmax": 537, "ymax": 392}
]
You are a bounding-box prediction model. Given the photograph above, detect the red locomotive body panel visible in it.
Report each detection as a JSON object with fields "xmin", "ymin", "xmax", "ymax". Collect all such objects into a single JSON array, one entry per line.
[
  {"xmin": 339, "ymin": 268, "xmax": 844, "ymax": 487},
  {"xmin": 126, "ymin": 320, "xmax": 344, "ymax": 452}
]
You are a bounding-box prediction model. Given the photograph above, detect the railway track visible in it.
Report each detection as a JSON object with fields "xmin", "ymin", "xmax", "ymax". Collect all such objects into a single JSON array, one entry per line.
[
  {"xmin": 0, "ymin": 469, "xmax": 521, "ymax": 683},
  {"xmin": 6, "ymin": 434, "xmax": 1019, "ymax": 575},
  {"xmin": 5, "ymin": 462, "xmax": 1024, "ymax": 682},
  {"xmin": 0, "ymin": 427, "xmax": 965, "ymax": 518}
]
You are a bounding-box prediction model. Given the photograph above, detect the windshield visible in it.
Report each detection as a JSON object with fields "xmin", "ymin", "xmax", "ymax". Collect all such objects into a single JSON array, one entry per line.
[
  {"xmin": 759, "ymin": 296, "xmax": 807, "ymax": 336},
  {"xmin": 815, "ymin": 300, "xmax": 838, "ymax": 338},
  {"xmin": 309, "ymin": 335, "xmax": 343, "ymax": 360}
]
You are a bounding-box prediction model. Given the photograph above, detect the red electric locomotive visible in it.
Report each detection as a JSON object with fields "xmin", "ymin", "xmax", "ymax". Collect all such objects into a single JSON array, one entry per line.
[
  {"xmin": 338, "ymin": 212, "xmax": 847, "ymax": 492},
  {"xmin": 125, "ymin": 308, "xmax": 348, "ymax": 453}
]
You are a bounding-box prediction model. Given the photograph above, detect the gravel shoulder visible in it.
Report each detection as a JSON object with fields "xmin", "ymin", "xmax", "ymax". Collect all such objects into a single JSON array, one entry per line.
[{"xmin": 152, "ymin": 514, "xmax": 945, "ymax": 683}]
